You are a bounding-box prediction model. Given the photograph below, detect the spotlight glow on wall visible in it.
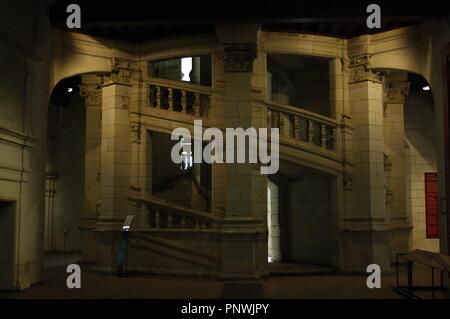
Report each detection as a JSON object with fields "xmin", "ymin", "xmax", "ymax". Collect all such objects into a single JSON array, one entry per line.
[{"xmin": 422, "ymin": 86, "xmax": 430, "ymax": 91}]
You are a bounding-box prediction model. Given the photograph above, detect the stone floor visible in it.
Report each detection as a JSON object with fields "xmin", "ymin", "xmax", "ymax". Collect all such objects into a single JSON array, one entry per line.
[{"xmin": 1, "ymin": 254, "xmax": 448, "ymax": 299}]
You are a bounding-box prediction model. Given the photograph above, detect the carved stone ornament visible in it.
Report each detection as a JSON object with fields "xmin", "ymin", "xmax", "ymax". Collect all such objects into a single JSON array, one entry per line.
[
  {"xmin": 131, "ymin": 124, "xmax": 141, "ymax": 144},
  {"xmin": 383, "ymin": 78, "xmax": 410, "ymax": 104},
  {"xmin": 79, "ymin": 85, "xmax": 102, "ymax": 106},
  {"xmin": 343, "ymin": 174, "xmax": 353, "ymax": 190},
  {"xmin": 104, "ymin": 58, "xmax": 132, "ymax": 86},
  {"xmin": 219, "ymin": 44, "xmax": 257, "ymax": 73},
  {"xmin": 383, "ymin": 152, "xmax": 392, "ymax": 171},
  {"xmin": 349, "ymin": 55, "xmax": 382, "ymax": 84}
]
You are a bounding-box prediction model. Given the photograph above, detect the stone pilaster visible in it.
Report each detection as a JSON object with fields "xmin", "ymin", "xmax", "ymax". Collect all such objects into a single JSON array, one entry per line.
[
  {"xmin": 44, "ymin": 172, "xmax": 57, "ymax": 252},
  {"xmin": 128, "ymin": 60, "xmax": 152, "ymax": 228},
  {"xmin": 382, "ymin": 71, "xmax": 411, "ymax": 260},
  {"xmin": 343, "ymin": 54, "xmax": 391, "ymax": 271},
  {"xmin": 79, "ymin": 74, "xmax": 103, "ymax": 263},
  {"xmin": 329, "ymin": 57, "xmax": 353, "ymax": 268},
  {"xmin": 216, "ymin": 25, "xmax": 267, "ymax": 287},
  {"xmin": 96, "ymin": 58, "xmax": 133, "ymax": 272}
]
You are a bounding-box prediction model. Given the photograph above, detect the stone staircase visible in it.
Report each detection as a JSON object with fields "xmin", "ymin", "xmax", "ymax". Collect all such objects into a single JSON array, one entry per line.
[
  {"xmin": 153, "ymin": 173, "xmax": 192, "ymax": 207},
  {"xmin": 127, "ymin": 192, "xmax": 223, "ymax": 276}
]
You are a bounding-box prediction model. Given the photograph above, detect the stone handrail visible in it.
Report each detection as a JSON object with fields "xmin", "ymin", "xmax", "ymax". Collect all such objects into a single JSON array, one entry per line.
[
  {"xmin": 146, "ymin": 77, "xmax": 212, "ymax": 118},
  {"xmin": 129, "ymin": 192, "xmax": 220, "ymax": 230},
  {"xmin": 266, "ymin": 100, "xmax": 338, "ymax": 152}
]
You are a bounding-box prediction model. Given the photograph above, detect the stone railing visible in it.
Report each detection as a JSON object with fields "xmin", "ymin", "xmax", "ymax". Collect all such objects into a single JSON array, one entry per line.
[
  {"xmin": 266, "ymin": 100, "xmax": 338, "ymax": 152},
  {"xmin": 146, "ymin": 77, "xmax": 212, "ymax": 118},
  {"xmin": 129, "ymin": 193, "xmax": 220, "ymax": 230}
]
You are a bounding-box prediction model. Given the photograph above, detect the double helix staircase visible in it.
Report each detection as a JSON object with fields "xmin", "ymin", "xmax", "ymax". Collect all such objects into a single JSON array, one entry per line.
[{"xmin": 125, "ymin": 77, "xmax": 351, "ymax": 276}]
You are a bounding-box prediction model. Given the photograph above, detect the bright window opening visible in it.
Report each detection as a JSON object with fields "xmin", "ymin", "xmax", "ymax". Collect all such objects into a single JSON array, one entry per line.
[{"xmin": 181, "ymin": 57, "xmax": 192, "ymax": 82}]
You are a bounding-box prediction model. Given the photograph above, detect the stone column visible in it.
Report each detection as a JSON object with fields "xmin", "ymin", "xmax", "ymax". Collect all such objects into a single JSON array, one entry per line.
[
  {"xmin": 345, "ymin": 54, "xmax": 391, "ymax": 271},
  {"xmin": 210, "ymin": 48, "xmax": 227, "ymax": 217},
  {"xmin": 329, "ymin": 57, "xmax": 353, "ymax": 268},
  {"xmin": 383, "ymin": 71, "xmax": 411, "ymax": 260},
  {"xmin": 44, "ymin": 172, "xmax": 57, "ymax": 252},
  {"xmin": 128, "ymin": 61, "xmax": 152, "ymax": 229},
  {"xmin": 95, "ymin": 58, "xmax": 133, "ymax": 272},
  {"xmin": 79, "ymin": 75, "xmax": 103, "ymax": 263},
  {"xmin": 216, "ymin": 25, "xmax": 267, "ymax": 296}
]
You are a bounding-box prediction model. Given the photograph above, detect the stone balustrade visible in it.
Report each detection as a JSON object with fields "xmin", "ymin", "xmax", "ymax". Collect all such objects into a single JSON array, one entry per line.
[
  {"xmin": 146, "ymin": 77, "xmax": 212, "ymax": 118},
  {"xmin": 266, "ymin": 100, "xmax": 338, "ymax": 152},
  {"xmin": 129, "ymin": 193, "xmax": 220, "ymax": 230}
]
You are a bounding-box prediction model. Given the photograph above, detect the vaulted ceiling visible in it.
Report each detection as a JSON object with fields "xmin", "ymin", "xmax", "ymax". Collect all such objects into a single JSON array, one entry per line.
[{"xmin": 49, "ymin": 0, "xmax": 449, "ymax": 42}]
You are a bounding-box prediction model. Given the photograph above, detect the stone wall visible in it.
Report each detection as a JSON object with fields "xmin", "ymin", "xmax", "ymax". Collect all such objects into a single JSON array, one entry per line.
[
  {"xmin": 405, "ymin": 90, "xmax": 439, "ymax": 252},
  {"xmin": 267, "ymin": 55, "xmax": 330, "ymax": 116},
  {"xmin": 46, "ymin": 94, "xmax": 85, "ymax": 253},
  {"xmin": 0, "ymin": 0, "xmax": 53, "ymax": 290}
]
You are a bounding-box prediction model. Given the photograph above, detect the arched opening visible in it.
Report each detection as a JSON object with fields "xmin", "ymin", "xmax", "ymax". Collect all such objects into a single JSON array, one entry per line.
[
  {"xmin": 373, "ymin": 69, "xmax": 440, "ymax": 258},
  {"xmin": 267, "ymin": 53, "xmax": 332, "ymax": 117},
  {"xmin": 267, "ymin": 161, "xmax": 337, "ymax": 274},
  {"xmin": 404, "ymin": 72, "xmax": 440, "ymax": 252},
  {"xmin": 44, "ymin": 76, "xmax": 85, "ymax": 265}
]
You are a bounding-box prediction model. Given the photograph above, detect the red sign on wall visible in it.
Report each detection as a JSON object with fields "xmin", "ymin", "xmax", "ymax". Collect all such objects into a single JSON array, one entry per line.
[{"xmin": 425, "ymin": 172, "xmax": 439, "ymax": 239}]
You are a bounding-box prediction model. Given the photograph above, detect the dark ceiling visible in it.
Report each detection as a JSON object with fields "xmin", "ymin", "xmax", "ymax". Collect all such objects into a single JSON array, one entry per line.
[{"xmin": 49, "ymin": 0, "xmax": 450, "ymax": 42}]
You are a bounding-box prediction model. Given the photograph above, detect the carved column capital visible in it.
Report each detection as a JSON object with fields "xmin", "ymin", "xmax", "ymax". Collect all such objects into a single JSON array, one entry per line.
[
  {"xmin": 383, "ymin": 75, "xmax": 410, "ymax": 104},
  {"xmin": 79, "ymin": 84, "xmax": 102, "ymax": 106},
  {"xmin": 103, "ymin": 57, "xmax": 139, "ymax": 86},
  {"xmin": 219, "ymin": 44, "xmax": 257, "ymax": 72},
  {"xmin": 348, "ymin": 55, "xmax": 382, "ymax": 84}
]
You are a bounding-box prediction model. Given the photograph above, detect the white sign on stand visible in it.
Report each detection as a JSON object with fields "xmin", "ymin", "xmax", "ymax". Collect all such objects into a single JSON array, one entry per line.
[{"xmin": 123, "ymin": 215, "xmax": 134, "ymax": 231}]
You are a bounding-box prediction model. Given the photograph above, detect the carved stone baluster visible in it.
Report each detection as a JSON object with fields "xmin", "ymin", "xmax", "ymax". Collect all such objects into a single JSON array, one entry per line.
[
  {"xmin": 273, "ymin": 111, "xmax": 280, "ymax": 130},
  {"xmin": 148, "ymin": 85, "xmax": 152, "ymax": 107},
  {"xmin": 279, "ymin": 114, "xmax": 285, "ymax": 137},
  {"xmin": 321, "ymin": 124, "xmax": 327, "ymax": 148},
  {"xmin": 155, "ymin": 208, "xmax": 160, "ymax": 229},
  {"xmin": 155, "ymin": 86, "xmax": 161, "ymax": 109},
  {"xmin": 331, "ymin": 127, "xmax": 337, "ymax": 151},
  {"xmin": 205, "ymin": 95, "xmax": 212, "ymax": 118},
  {"xmin": 193, "ymin": 93, "xmax": 201, "ymax": 116},
  {"xmin": 168, "ymin": 88, "xmax": 173, "ymax": 111},
  {"xmin": 181, "ymin": 90, "xmax": 187, "ymax": 113},
  {"xmin": 307, "ymin": 120, "xmax": 314, "ymax": 144},
  {"xmin": 288, "ymin": 115, "xmax": 294, "ymax": 138},
  {"xmin": 294, "ymin": 116, "xmax": 300, "ymax": 140},
  {"xmin": 167, "ymin": 214, "xmax": 173, "ymax": 229}
]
